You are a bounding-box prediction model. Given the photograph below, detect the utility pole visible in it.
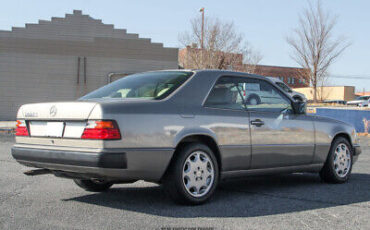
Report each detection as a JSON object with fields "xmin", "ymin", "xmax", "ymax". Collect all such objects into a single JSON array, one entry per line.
[
  {"xmin": 200, "ymin": 7, "xmax": 205, "ymax": 49},
  {"xmin": 199, "ymin": 7, "xmax": 205, "ymax": 68}
]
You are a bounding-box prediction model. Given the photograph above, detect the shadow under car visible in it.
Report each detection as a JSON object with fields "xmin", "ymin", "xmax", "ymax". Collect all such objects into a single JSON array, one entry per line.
[{"xmin": 62, "ymin": 172, "xmax": 370, "ymax": 218}]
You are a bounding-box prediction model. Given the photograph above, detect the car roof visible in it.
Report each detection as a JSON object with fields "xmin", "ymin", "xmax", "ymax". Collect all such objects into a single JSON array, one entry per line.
[
  {"xmin": 122, "ymin": 69, "xmax": 296, "ymax": 103},
  {"xmin": 147, "ymin": 69, "xmax": 272, "ymax": 81}
]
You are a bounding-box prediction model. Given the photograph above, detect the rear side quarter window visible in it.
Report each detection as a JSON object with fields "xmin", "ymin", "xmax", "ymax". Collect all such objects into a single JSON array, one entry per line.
[{"xmin": 204, "ymin": 76, "xmax": 246, "ymax": 110}]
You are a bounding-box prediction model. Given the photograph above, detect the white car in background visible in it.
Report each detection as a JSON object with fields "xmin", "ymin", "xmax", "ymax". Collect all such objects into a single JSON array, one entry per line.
[
  {"xmin": 237, "ymin": 77, "xmax": 306, "ymax": 106},
  {"xmin": 267, "ymin": 77, "xmax": 306, "ymax": 102},
  {"xmin": 347, "ymin": 96, "xmax": 370, "ymax": 107}
]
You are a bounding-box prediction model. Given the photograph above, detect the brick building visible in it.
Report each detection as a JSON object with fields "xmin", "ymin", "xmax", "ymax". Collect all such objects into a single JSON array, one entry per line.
[
  {"xmin": 179, "ymin": 47, "xmax": 309, "ymax": 88},
  {"xmin": 252, "ymin": 65, "xmax": 309, "ymax": 88},
  {"xmin": 0, "ymin": 10, "xmax": 178, "ymax": 120}
]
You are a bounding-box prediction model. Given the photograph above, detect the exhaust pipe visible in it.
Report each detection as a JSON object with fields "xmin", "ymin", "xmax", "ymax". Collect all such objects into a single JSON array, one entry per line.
[{"xmin": 24, "ymin": 169, "xmax": 52, "ymax": 176}]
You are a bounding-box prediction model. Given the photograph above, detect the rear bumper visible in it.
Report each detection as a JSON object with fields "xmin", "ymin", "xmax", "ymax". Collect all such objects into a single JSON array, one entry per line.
[
  {"xmin": 12, "ymin": 146, "xmax": 127, "ymax": 169},
  {"xmin": 11, "ymin": 146, "xmax": 174, "ymax": 182}
]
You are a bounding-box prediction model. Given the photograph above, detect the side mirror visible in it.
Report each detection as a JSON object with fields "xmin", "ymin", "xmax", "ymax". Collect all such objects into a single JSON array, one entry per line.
[{"xmin": 293, "ymin": 101, "xmax": 306, "ymax": 114}]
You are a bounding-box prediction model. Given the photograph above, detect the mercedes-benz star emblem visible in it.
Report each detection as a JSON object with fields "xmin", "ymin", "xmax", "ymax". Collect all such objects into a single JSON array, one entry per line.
[{"xmin": 50, "ymin": 106, "xmax": 57, "ymax": 117}]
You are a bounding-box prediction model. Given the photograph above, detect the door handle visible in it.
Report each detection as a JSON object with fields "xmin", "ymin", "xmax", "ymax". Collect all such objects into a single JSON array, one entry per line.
[{"xmin": 250, "ymin": 119, "xmax": 264, "ymax": 127}]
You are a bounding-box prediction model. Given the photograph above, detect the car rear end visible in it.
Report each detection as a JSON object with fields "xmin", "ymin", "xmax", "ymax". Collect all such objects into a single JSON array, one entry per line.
[
  {"xmin": 11, "ymin": 101, "xmax": 129, "ymax": 181},
  {"xmin": 11, "ymin": 71, "xmax": 195, "ymax": 183}
]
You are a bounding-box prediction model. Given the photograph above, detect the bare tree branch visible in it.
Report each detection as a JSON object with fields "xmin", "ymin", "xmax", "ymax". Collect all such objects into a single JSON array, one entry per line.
[
  {"xmin": 179, "ymin": 15, "xmax": 262, "ymax": 71},
  {"xmin": 286, "ymin": 0, "xmax": 350, "ymax": 102}
]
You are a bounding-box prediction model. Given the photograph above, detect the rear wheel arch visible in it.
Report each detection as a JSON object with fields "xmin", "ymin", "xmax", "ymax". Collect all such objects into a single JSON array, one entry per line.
[{"xmin": 162, "ymin": 134, "xmax": 222, "ymax": 182}]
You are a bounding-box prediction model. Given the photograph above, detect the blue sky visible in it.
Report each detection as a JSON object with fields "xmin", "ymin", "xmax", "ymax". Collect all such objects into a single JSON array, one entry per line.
[{"xmin": 0, "ymin": 0, "xmax": 369, "ymax": 91}]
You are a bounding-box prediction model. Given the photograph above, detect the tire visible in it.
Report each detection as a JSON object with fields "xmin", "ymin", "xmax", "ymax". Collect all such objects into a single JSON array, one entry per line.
[
  {"xmin": 73, "ymin": 179, "xmax": 113, "ymax": 192},
  {"xmin": 320, "ymin": 137, "xmax": 353, "ymax": 183},
  {"xmin": 246, "ymin": 94, "xmax": 261, "ymax": 105},
  {"xmin": 163, "ymin": 143, "xmax": 219, "ymax": 205}
]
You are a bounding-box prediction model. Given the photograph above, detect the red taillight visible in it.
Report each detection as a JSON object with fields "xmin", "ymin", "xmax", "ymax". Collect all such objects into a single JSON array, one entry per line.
[
  {"xmin": 81, "ymin": 120, "xmax": 121, "ymax": 140},
  {"xmin": 15, "ymin": 120, "xmax": 29, "ymax": 136}
]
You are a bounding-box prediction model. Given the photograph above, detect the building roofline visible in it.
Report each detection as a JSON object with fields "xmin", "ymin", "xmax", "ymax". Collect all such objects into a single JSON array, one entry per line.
[
  {"xmin": 0, "ymin": 9, "xmax": 179, "ymax": 49},
  {"xmin": 255, "ymin": 64, "xmax": 307, "ymax": 70}
]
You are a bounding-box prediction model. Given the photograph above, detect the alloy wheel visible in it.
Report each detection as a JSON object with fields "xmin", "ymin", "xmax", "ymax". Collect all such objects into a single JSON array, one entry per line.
[
  {"xmin": 333, "ymin": 143, "xmax": 351, "ymax": 178},
  {"xmin": 182, "ymin": 151, "xmax": 215, "ymax": 198}
]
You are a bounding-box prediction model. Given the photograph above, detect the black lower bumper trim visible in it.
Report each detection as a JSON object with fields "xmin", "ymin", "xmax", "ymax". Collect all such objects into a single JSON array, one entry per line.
[{"xmin": 11, "ymin": 147, "xmax": 127, "ymax": 169}]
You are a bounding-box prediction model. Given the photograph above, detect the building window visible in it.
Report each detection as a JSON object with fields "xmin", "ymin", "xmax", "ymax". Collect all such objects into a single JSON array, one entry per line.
[
  {"xmin": 279, "ymin": 76, "xmax": 284, "ymax": 81},
  {"xmin": 291, "ymin": 78, "xmax": 295, "ymax": 84},
  {"xmin": 298, "ymin": 78, "xmax": 306, "ymax": 84}
]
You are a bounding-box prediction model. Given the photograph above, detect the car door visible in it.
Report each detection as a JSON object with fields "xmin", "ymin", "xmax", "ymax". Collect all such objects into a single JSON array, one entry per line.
[
  {"xmin": 203, "ymin": 76, "xmax": 252, "ymax": 171},
  {"xmin": 244, "ymin": 78, "xmax": 315, "ymax": 169}
]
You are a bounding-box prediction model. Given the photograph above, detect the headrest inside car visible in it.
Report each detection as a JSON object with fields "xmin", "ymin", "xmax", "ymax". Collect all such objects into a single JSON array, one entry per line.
[{"xmin": 207, "ymin": 87, "xmax": 235, "ymax": 105}]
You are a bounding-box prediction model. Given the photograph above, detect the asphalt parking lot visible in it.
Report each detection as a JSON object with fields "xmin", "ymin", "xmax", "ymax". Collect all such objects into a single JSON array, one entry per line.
[{"xmin": 0, "ymin": 135, "xmax": 369, "ymax": 230}]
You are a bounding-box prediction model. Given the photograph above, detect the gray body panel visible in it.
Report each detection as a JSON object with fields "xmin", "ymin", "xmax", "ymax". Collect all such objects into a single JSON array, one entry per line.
[
  {"xmin": 12, "ymin": 70, "xmax": 361, "ymax": 182},
  {"xmin": 249, "ymin": 112, "xmax": 315, "ymax": 169}
]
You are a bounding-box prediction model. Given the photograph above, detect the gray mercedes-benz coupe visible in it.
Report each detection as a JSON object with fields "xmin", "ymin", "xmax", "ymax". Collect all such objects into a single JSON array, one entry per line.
[{"xmin": 11, "ymin": 70, "xmax": 361, "ymax": 204}]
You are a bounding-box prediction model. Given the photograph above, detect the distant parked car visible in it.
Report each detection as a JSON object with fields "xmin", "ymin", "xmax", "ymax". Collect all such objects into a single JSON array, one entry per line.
[
  {"xmin": 240, "ymin": 80, "xmax": 284, "ymax": 105},
  {"xmin": 323, "ymin": 100, "xmax": 347, "ymax": 105},
  {"xmin": 267, "ymin": 77, "xmax": 306, "ymax": 102},
  {"xmin": 347, "ymin": 96, "xmax": 370, "ymax": 107}
]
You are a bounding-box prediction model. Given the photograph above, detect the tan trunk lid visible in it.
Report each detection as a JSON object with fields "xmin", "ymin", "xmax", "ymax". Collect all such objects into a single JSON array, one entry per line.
[{"xmin": 18, "ymin": 102, "xmax": 98, "ymax": 120}]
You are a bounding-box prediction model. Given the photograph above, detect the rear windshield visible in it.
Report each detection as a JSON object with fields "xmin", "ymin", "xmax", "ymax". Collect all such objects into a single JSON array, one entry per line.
[{"xmin": 80, "ymin": 71, "xmax": 193, "ymax": 100}]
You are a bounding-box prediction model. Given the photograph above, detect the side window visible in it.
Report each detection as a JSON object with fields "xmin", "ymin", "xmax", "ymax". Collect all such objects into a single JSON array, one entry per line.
[
  {"xmin": 243, "ymin": 78, "xmax": 292, "ymax": 113},
  {"xmin": 204, "ymin": 76, "xmax": 246, "ymax": 110},
  {"xmin": 205, "ymin": 76, "xmax": 292, "ymax": 113}
]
